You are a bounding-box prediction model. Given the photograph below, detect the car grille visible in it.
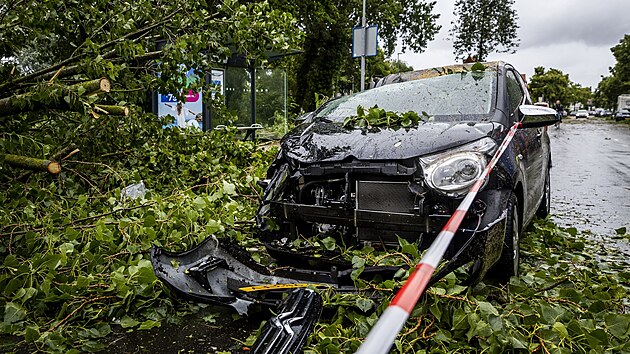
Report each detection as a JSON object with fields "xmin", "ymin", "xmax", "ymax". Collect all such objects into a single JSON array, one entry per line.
[
  {"xmin": 356, "ymin": 181, "xmax": 416, "ymax": 213},
  {"xmin": 355, "ymin": 181, "xmax": 423, "ymax": 243}
]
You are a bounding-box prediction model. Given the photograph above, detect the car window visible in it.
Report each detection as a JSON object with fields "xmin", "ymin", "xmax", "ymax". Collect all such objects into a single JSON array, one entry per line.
[
  {"xmin": 315, "ymin": 71, "xmax": 497, "ymax": 122},
  {"xmin": 505, "ymin": 70, "xmax": 524, "ymax": 115}
]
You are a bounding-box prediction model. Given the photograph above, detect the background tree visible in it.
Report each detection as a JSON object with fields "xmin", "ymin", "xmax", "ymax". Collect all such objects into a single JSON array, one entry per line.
[
  {"xmin": 528, "ymin": 66, "xmax": 592, "ymax": 109},
  {"xmin": 528, "ymin": 67, "xmax": 571, "ymax": 104},
  {"xmin": 262, "ymin": 0, "xmax": 441, "ymax": 111},
  {"xmin": 567, "ymin": 83, "xmax": 593, "ymax": 108},
  {"xmin": 449, "ymin": 0, "xmax": 519, "ymax": 61},
  {"xmin": 595, "ymin": 34, "xmax": 630, "ymax": 109}
]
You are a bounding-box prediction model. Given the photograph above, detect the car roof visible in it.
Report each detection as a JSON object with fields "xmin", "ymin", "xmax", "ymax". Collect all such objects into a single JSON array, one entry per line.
[{"xmin": 375, "ymin": 61, "xmax": 504, "ymax": 87}]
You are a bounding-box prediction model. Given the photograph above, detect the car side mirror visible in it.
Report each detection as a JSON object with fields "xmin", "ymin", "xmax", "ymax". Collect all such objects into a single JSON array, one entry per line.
[{"xmin": 518, "ymin": 105, "xmax": 559, "ymax": 128}]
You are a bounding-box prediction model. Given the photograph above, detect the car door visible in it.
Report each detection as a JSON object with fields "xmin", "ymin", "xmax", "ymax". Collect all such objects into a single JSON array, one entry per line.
[{"xmin": 505, "ymin": 69, "xmax": 545, "ymax": 221}]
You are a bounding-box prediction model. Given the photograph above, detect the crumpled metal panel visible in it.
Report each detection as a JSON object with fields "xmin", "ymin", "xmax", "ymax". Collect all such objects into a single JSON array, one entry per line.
[{"xmin": 252, "ymin": 289, "xmax": 322, "ymax": 354}]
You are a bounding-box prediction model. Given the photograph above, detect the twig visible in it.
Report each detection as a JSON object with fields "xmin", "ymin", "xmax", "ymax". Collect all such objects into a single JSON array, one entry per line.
[
  {"xmin": 536, "ymin": 335, "xmax": 551, "ymax": 354},
  {"xmin": 402, "ymin": 315, "xmax": 424, "ymax": 336},
  {"xmin": 535, "ymin": 277, "xmax": 569, "ymax": 294},
  {"xmin": 429, "ymin": 292, "xmax": 476, "ymax": 306},
  {"xmin": 372, "ymin": 252, "xmax": 414, "ymax": 268},
  {"xmin": 545, "ymin": 297, "xmax": 586, "ymax": 312},
  {"xmin": 64, "ymin": 160, "xmax": 124, "ymax": 184},
  {"xmin": 71, "ymin": 202, "xmax": 156, "ymax": 225},
  {"xmin": 47, "ymin": 66, "xmax": 65, "ymax": 84},
  {"xmin": 47, "ymin": 296, "xmax": 114, "ymax": 333},
  {"xmin": 420, "ymin": 317, "xmax": 436, "ymax": 339}
]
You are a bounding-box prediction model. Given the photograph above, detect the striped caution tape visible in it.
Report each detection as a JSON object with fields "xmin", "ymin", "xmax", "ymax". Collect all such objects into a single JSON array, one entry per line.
[{"xmin": 356, "ymin": 122, "xmax": 521, "ymax": 354}]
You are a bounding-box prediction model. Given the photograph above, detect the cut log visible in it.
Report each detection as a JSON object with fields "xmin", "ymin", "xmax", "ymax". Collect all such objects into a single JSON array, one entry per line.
[
  {"xmin": 69, "ymin": 78, "xmax": 111, "ymax": 95},
  {"xmin": 94, "ymin": 105, "xmax": 129, "ymax": 116},
  {"xmin": 2, "ymin": 154, "xmax": 61, "ymax": 174}
]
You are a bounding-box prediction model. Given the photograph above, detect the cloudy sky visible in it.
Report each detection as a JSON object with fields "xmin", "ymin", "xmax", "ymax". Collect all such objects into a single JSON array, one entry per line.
[{"xmin": 396, "ymin": 0, "xmax": 630, "ymax": 89}]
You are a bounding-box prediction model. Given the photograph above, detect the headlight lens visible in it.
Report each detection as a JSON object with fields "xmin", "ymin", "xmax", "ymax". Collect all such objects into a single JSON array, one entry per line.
[{"xmin": 419, "ymin": 138, "xmax": 496, "ymax": 197}]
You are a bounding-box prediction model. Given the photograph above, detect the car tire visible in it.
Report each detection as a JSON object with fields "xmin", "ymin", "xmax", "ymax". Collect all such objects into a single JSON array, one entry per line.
[
  {"xmin": 491, "ymin": 194, "xmax": 521, "ymax": 282},
  {"xmin": 536, "ymin": 166, "xmax": 551, "ymax": 218}
]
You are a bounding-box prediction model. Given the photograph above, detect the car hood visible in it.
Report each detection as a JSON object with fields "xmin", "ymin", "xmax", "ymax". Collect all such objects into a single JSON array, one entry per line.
[{"xmin": 282, "ymin": 120, "xmax": 499, "ymax": 163}]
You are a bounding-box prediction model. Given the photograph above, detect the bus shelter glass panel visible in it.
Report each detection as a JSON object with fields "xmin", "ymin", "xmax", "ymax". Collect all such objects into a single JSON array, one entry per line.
[
  {"xmin": 255, "ymin": 68, "xmax": 288, "ymax": 139},
  {"xmin": 221, "ymin": 67, "xmax": 251, "ymax": 127}
]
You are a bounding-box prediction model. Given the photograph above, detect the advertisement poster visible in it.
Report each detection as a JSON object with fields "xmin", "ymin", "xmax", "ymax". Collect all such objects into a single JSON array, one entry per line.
[{"xmin": 157, "ymin": 69, "xmax": 204, "ymax": 130}]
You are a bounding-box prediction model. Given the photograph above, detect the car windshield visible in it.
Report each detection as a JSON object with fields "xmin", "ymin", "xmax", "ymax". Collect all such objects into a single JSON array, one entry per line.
[{"xmin": 316, "ymin": 71, "xmax": 497, "ymax": 123}]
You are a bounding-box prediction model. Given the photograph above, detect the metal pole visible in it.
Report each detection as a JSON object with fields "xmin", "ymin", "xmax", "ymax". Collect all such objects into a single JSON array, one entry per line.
[
  {"xmin": 355, "ymin": 122, "xmax": 522, "ymax": 354},
  {"xmin": 283, "ymin": 69, "xmax": 287, "ymax": 134},
  {"xmin": 360, "ymin": 0, "xmax": 366, "ymax": 91}
]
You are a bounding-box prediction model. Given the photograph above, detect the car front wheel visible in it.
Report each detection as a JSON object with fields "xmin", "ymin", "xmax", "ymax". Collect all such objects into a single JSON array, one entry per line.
[{"xmin": 491, "ymin": 193, "xmax": 521, "ymax": 282}]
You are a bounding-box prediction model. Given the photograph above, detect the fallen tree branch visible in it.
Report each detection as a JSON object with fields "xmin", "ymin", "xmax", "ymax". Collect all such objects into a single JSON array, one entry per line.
[
  {"xmin": 46, "ymin": 296, "xmax": 115, "ymax": 333},
  {"xmin": 94, "ymin": 104, "xmax": 129, "ymax": 116},
  {"xmin": 2, "ymin": 154, "xmax": 61, "ymax": 174},
  {"xmin": 0, "ymin": 78, "xmax": 110, "ymax": 118}
]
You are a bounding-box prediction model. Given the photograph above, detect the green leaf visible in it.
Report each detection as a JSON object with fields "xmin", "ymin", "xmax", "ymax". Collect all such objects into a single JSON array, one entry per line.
[
  {"xmin": 120, "ymin": 316, "xmax": 140, "ymax": 329},
  {"xmin": 138, "ymin": 320, "xmax": 161, "ymax": 330},
  {"xmin": 605, "ymin": 314, "xmax": 630, "ymax": 339},
  {"xmin": 355, "ymin": 298, "xmax": 374, "ymax": 312},
  {"xmin": 202, "ymin": 313, "xmax": 219, "ymax": 323},
  {"xmin": 471, "ymin": 62, "xmax": 485, "ymax": 71},
  {"xmin": 3, "ymin": 302, "xmax": 26, "ymax": 325},
  {"xmin": 321, "ymin": 237, "xmax": 336, "ymax": 251},
  {"xmin": 206, "ymin": 219, "xmax": 223, "ymax": 234},
  {"xmin": 222, "ymin": 181, "xmax": 237, "ymax": 196},
  {"xmin": 24, "ymin": 325, "xmax": 40, "ymax": 342},
  {"xmin": 143, "ymin": 214, "xmax": 156, "ymax": 227},
  {"xmin": 552, "ymin": 322, "xmax": 569, "ymax": 339},
  {"xmin": 478, "ymin": 301, "xmax": 499, "ymax": 317}
]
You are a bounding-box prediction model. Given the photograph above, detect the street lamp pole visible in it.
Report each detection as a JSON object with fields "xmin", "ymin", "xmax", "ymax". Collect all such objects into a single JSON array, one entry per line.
[{"xmin": 360, "ymin": 0, "xmax": 366, "ymax": 91}]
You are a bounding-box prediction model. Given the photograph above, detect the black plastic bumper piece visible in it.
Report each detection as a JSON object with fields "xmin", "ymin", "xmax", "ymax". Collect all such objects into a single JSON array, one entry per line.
[{"xmin": 252, "ymin": 288, "xmax": 323, "ymax": 354}]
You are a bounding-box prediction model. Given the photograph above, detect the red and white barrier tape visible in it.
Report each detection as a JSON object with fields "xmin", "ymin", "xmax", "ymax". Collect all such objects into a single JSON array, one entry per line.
[{"xmin": 356, "ymin": 122, "xmax": 521, "ymax": 354}]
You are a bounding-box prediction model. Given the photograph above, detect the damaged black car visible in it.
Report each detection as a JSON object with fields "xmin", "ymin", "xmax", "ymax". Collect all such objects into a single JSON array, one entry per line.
[{"xmin": 257, "ymin": 61, "xmax": 558, "ymax": 284}]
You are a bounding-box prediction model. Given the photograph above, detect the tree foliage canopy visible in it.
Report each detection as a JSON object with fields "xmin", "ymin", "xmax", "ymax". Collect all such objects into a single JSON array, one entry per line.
[
  {"xmin": 266, "ymin": 0, "xmax": 441, "ymax": 110},
  {"xmin": 528, "ymin": 67, "xmax": 571, "ymax": 104},
  {"xmin": 596, "ymin": 34, "xmax": 630, "ymax": 109},
  {"xmin": 450, "ymin": 0, "xmax": 519, "ymax": 61},
  {"xmin": 0, "ymin": 2, "xmax": 302, "ymax": 349}
]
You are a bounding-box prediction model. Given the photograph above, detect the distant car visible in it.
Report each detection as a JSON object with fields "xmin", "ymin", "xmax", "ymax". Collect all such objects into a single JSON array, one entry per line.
[
  {"xmin": 568, "ymin": 111, "xmax": 576, "ymax": 116},
  {"xmin": 615, "ymin": 109, "xmax": 630, "ymax": 121},
  {"xmin": 576, "ymin": 110, "xmax": 589, "ymax": 119},
  {"xmin": 598, "ymin": 110, "xmax": 612, "ymax": 117}
]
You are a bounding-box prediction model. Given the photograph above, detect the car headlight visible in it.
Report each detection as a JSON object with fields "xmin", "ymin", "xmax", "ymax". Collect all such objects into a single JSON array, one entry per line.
[{"xmin": 419, "ymin": 138, "xmax": 496, "ymax": 197}]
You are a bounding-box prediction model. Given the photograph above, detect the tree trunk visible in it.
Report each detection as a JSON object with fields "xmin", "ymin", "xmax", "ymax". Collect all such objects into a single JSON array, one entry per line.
[{"xmin": 2, "ymin": 154, "xmax": 61, "ymax": 174}]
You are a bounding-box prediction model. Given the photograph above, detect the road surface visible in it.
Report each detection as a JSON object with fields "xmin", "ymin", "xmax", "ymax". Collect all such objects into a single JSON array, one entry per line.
[{"xmin": 548, "ymin": 118, "xmax": 630, "ymax": 256}]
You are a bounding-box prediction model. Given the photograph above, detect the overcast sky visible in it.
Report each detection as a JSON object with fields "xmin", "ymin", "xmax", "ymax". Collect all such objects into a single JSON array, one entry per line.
[{"xmin": 396, "ymin": 0, "xmax": 630, "ymax": 89}]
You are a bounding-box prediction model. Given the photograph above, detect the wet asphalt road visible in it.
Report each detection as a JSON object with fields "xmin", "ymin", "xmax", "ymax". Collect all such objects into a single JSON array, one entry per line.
[{"xmin": 547, "ymin": 118, "xmax": 630, "ymax": 256}]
